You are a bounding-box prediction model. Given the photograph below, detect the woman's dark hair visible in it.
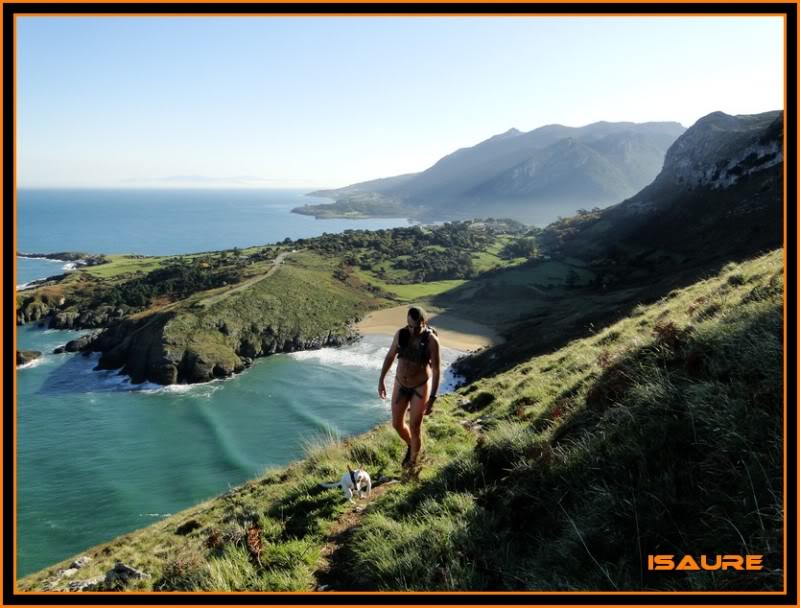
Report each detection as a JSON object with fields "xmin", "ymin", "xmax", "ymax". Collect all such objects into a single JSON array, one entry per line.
[{"xmin": 408, "ymin": 306, "xmax": 427, "ymax": 324}]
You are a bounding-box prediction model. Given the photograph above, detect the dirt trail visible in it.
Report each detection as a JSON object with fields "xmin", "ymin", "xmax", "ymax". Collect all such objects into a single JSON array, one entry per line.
[
  {"xmin": 196, "ymin": 251, "xmax": 291, "ymax": 308},
  {"xmin": 312, "ymin": 477, "xmax": 400, "ymax": 591}
]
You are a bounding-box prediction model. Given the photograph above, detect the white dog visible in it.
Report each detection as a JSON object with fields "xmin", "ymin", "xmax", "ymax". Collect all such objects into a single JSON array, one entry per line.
[{"xmin": 320, "ymin": 467, "xmax": 372, "ymax": 503}]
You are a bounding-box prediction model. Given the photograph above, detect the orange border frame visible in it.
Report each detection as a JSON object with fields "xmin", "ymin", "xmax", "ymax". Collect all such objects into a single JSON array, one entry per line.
[{"xmin": 3, "ymin": 2, "xmax": 795, "ymax": 606}]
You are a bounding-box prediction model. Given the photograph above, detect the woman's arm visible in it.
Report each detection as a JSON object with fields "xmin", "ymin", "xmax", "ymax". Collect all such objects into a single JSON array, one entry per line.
[
  {"xmin": 378, "ymin": 331, "xmax": 399, "ymax": 399},
  {"xmin": 426, "ymin": 336, "xmax": 441, "ymax": 414}
]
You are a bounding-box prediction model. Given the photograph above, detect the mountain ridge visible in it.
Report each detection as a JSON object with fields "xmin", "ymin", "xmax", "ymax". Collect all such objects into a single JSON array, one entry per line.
[{"xmin": 300, "ymin": 119, "xmax": 686, "ymax": 223}]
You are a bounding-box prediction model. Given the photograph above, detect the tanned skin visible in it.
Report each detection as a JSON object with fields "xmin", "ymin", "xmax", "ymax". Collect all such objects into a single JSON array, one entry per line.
[{"xmin": 378, "ymin": 314, "xmax": 441, "ymax": 466}]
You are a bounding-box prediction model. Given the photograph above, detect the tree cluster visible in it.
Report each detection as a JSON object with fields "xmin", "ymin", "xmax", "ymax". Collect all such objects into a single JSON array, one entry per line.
[
  {"xmin": 394, "ymin": 250, "xmax": 478, "ymax": 281},
  {"xmin": 95, "ymin": 261, "xmax": 242, "ymax": 308}
]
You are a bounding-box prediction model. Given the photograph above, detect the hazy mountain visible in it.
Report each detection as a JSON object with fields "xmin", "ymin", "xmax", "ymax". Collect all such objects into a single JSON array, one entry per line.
[
  {"xmin": 309, "ymin": 173, "xmax": 418, "ymax": 199},
  {"xmin": 308, "ymin": 120, "xmax": 686, "ymax": 224}
]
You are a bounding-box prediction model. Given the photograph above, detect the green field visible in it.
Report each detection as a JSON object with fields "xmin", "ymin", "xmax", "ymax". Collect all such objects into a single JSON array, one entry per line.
[
  {"xmin": 351, "ymin": 268, "xmax": 467, "ymax": 301},
  {"xmin": 82, "ymin": 255, "xmax": 172, "ymax": 279}
]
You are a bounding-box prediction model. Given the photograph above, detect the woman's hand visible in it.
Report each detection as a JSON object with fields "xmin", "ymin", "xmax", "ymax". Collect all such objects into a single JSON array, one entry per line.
[
  {"xmin": 425, "ymin": 395, "xmax": 437, "ymax": 415},
  {"xmin": 378, "ymin": 379, "xmax": 387, "ymax": 400}
]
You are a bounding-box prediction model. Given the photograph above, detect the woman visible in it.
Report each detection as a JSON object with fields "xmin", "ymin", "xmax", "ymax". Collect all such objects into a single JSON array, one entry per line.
[{"xmin": 378, "ymin": 306, "xmax": 441, "ymax": 468}]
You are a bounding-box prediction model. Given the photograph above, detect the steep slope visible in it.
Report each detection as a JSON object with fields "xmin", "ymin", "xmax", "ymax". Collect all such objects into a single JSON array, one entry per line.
[{"xmin": 345, "ymin": 249, "xmax": 783, "ymax": 591}]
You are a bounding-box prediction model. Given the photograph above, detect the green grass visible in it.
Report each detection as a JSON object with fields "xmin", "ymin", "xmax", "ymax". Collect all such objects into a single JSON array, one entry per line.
[
  {"xmin": 470, "ymin": 250, "xmax": 526, "ymax": 273},
  {"xmin": 18, "ymin": 249, "xmax": 784, "ymax": 593},
  {"xmin": 350, "ymin": 268, "xmax": 467, "ymax": 301},
  {"xmin": 382, "ymin": 279, "xmax": 469, "ymax": 300},
  {"xmin": 82, "ymin": 255, "xmax": 173, "ymax": 279}
]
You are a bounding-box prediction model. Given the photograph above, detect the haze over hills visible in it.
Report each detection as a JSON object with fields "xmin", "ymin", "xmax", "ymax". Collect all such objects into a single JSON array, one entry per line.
[
  {"xmin": 300, "ymin": 120, "xmax": 686, "ymax": 224},
  {"xmin": 543, "ymin": 110, "xmax": 784, "ymax": 262}
]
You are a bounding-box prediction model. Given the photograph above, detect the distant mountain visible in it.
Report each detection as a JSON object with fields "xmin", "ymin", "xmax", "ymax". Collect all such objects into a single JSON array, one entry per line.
[
  {"xmin": 308, "ymin": 173, "xmax": 418, "ymax": 199},
  {"xmin": 542, "ymin": 110, "xmax": 784, "ymax": 263},
  {"xmin": 467, "ymin": 130, "xmax": 676, "ymax": 202},
  {"xmin": 306, "ymin": 120, "xmax": 686, "ymax": 224}
]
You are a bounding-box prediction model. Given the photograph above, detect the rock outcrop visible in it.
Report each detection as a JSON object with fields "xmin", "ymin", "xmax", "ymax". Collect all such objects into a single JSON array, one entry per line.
[
  {"xmin": 658, "ymin": 110, "xmax": 782, "ymax": 191},
  {"xmin": 16, "ymin": 350, "xmax": 42, "ymax": 366},
  {"xmin": 64, "ymin": 333, "xmax": 100, "ymax": 353},
  {"xmin": 17, "ymin": 298, "xmax": 53, "ymax": 324},
  {"xmin": 40, "ymin": 557, "xmax": 148, "ymax": 592},
  {"xmin": 49, "ymin": 306, "xmax": 128, "ymax": 330},
  {"xmin": 90, "ymin": 310, "xmax": 359, "ymax": 385}
]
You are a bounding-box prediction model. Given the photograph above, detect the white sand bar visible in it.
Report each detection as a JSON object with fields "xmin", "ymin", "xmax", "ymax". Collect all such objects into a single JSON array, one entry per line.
[{"xmin": 355, "ymin": 305, "xmax": 505, "ymax": 353}]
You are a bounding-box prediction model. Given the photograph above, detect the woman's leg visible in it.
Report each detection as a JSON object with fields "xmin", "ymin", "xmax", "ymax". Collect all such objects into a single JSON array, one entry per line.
[
  {"xmin": 391, "ymin": 380, "xmax": 413, "ymax": 449},
  {"xmin": 408, "ymin": 380, "xmax": 431, "ymax": 464}
]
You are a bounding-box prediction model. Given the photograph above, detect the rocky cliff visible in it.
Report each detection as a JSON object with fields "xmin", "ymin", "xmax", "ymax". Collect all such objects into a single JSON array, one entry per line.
[{"xmin": 543, "ymin": 109, "xmax": 784, "ymax": 261}]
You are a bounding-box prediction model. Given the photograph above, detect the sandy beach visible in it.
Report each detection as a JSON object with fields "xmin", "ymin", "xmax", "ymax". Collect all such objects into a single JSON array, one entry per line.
[{"xmin": 355, "ymin": 305, "xmax": 504, "ymax": 352}]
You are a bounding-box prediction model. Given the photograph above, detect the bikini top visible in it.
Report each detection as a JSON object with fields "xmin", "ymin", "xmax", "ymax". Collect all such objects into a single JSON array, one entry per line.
[{"xmin": 397, "ymin": 327, "xmax": 435, "ymax": 366}]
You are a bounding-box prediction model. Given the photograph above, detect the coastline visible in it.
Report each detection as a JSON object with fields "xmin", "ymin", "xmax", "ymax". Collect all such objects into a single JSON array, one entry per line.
[
  {"xmin": 355, "ymin": 305, "xmax": 504, "ymax": 353},
  {"xmin": 16, "ymin": 256, "xmax": 77, "ymax": 290}
]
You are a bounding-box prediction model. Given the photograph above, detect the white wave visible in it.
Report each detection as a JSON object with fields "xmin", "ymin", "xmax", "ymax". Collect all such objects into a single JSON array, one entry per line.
[
  {"xmin": 440, "ymin": 368, "xmax": 465, "ymax": 395},
  {"xmin": 139, "ymin": 381, "xmax": 222, "ymax": 398},
  {"xmin": 17, "ymin": 255, "xmax": 69, "ymax": 262},
  {"xmin": 287, "ymin": 338, "xmax": 463, "ymax": 393},
  {"xmin": 16, "ymin": 282, "xmax": 33, "ymax": 291},
  {"xmin": 139, "ymin": 513, "xmax": 173, "ymax": 518},
  {"xmin": 63, "ymin": 262, "xmax": 77, "ymax": 271},
  {"xmin": 154, "ymin": 383, "xmax": 194, "ymax": 393},
  {"xmin": 16, "ymin": 356, "xmax": 47, "ymax": 370},
  {"xmin": 288, "ymin": 347, "xmax": 383, "ymax": 370}
]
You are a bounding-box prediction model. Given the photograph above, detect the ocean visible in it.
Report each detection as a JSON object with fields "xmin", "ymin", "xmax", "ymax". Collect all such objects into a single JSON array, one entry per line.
[{"xmin": 15, "ymin": 189, "xmax": 459, "ymax": 577}]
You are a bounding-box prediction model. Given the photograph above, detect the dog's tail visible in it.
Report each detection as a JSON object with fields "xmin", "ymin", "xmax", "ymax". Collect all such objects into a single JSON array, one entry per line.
[{"xmin": 319, "ymin": 482, "xmax": 341, "ymax": 489}]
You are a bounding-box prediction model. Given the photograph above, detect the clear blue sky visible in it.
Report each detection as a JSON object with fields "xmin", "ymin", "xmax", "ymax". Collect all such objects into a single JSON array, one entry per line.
[{"xmin": 17, "ymin": 16, "xmax": 784, "ymax": 189}]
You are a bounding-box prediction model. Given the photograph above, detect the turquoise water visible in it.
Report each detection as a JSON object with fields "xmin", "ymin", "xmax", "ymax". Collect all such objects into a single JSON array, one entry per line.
[
  {"xmin": 17, "ymin": 257, "xmax": 75, "ymax": 288},
  {"xmin": 15, "ymin": 189, "xmax": 458, "ymax": 578}
]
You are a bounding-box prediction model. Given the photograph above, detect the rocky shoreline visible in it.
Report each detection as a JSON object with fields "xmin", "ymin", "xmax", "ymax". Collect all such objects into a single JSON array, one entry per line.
[
  {"xmin": 18, "ymin": 251, "xmax": 109, "ymax": 266},
  {"xmin": 18, "ymin": 306, "xmax": 362, "ymax": 386}
]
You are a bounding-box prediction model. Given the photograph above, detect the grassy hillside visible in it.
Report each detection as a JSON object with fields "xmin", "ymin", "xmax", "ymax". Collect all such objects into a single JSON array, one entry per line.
[
  {"xmin": 19, "ymin": 248, "xmax": 783, "ymax": 592},
  {"xmin": 92, "ymin": 251, "xmax": 385, "ymax": 384}
]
